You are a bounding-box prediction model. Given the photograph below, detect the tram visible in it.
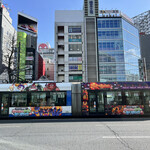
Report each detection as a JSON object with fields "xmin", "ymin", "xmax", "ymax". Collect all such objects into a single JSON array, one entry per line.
[
  {"xmin": 0, "ymin": 82, "xmax": 72, "ymax": 117},
  {"xmin": 0, "ymin": 82, "xmax": 150, "ymax": 118}
]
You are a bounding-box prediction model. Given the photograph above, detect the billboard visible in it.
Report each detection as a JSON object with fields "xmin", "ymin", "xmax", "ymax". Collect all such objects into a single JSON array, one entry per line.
[
  {"xmin": 18, "ymin": 13, "xmax": 37, "ymax": 35},
  {"xmin": 17, "ymin": 32, "xmax": 27, "ymax": 80},
  {"xmin": 18, "ymin": 24, "xmax": 37, "ymax": 33}
]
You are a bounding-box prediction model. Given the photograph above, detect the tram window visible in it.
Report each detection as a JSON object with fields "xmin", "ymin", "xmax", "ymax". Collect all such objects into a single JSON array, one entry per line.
[
  {"xmin": 47, "ymin": 92, "xmax": 66, "ymax": 106},
  {"xmin": 1, "ymin": 94, "xmax": 9, "ymax": 115},
  {"xmin": 11, "ymin": 93, "xmax": 27, "ymax": 107},
  {"xmin": 30, "ymin": 93, "xmax": 46, "ymax": 107},
  {"xmin": 124, "ymin": 91, "xmax": 141, "ymax": 105},
  {"xmin": 106, "ymin": 91, "xmax": 122, "ymax": 105}
]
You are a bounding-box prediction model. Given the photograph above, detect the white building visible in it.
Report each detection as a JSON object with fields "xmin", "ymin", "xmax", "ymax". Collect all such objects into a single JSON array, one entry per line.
[
  {"xmin": 55, "ymin": 10, "xmax": 86, "ymax": 82},
  {"xmin": 0, "ymin": 3, "xmax": 16, "ymax": 83}
]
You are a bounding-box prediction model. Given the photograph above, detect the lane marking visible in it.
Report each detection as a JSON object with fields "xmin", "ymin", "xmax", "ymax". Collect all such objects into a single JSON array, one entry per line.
[
  {"xmin": 103, "ymin": 136, "xmax": 150, "ymax": 139},
  {"xmin": 0, "ymin": 126, "xmax": 20, "ymax": 128}
]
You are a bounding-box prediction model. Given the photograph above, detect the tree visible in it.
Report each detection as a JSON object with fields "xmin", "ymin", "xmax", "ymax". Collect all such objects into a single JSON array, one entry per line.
[{"xmin": 2, "ymin": 32, "xmax": 17, "ymax": 83}]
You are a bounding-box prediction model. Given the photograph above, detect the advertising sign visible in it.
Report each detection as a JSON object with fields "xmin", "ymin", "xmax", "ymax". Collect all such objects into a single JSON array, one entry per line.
[
  {"xmin": 4, "ymin": 83, "xmax": 72, "ymax": 92},
  {"xmin": 88, "ymin": 0, "xmax": 95, "ymax": 16},
  {"xmin": 81, "ymin": 82, "xmax": 150, "ymax": 90},
  {"xmin": 18, "ymin": 24, "xmax": 37, "ymax": 33},
  {"xmin": 17, "ymin": 32, "xmax": 27, "ymax": 80},
  {"xmin": 9, "ymin": 106, "xmax": 72, "ymax": 117},
  {"xmin": 105, "ymin": 105, "xmax": 144, "ymax": 115}
]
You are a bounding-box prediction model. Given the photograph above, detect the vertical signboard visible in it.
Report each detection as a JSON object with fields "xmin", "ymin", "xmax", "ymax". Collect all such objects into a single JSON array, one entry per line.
[
  {"xmin": 17, "ymin": 32, "xmax": 27, "ymax": 80},
  {"xmin": 88, "ymin": 0, "xmax": 95, "ymax": 16}
]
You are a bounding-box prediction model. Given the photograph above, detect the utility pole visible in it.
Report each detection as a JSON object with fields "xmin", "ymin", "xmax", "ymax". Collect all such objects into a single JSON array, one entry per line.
[{"xmin": 17, "ymin": 42, "xmax": 20, "ymax": 83}]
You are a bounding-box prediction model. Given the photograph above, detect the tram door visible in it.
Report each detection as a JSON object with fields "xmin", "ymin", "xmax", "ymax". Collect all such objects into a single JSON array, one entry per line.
[
  {"xmin": 0, "ymin": 94, "xmax": 9, "ymax": 116},
  {"xmin": 89, "ymin": 91, "xmax": 105, "ymax": 114}
]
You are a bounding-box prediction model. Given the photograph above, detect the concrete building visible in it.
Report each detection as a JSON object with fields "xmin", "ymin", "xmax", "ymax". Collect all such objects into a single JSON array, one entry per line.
[
  {"xmin": 0, "ymin": 3, "xmax": 16, "ymax": 83},
  {"xmin": 139, "ymin": 34, "xmax": 150, "ymax": 81},
  {"xmin": 17, "ymin": 12, "xmax": 38, "ymax": 82},
  {"xmin": 84, "ymin": 0, "xmax": 99, "ymax": 82},
  {"xmin": 55, "ymin": 10, "xmax": 85, "ymax": 82},
  {"xmin": 133, "ymin": 10, "xmax": 150, "ymax": 34},
  {"xmin": 38, "ymin": 43, "xmax": 54, "ymax": 80},
  {"xmin": 133, "ymin": 11, "xmax": 150, "ymax": 81}
]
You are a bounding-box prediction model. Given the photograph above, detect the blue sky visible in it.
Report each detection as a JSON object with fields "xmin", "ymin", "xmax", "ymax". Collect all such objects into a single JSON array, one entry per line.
[{"xmin": 4, "ymin": 0, "xmax": 150, "ymax": 47}]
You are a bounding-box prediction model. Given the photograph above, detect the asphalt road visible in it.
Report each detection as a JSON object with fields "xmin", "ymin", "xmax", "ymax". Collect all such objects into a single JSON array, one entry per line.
[{"xmin": 0, "ymin": 118, "xmax": 150, "ymax": 150}]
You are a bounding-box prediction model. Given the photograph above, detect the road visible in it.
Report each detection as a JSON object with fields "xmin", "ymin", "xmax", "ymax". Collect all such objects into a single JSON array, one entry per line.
[{"xmin": 0, "ymin": 118, "xmax": 150, "ymax": 150}]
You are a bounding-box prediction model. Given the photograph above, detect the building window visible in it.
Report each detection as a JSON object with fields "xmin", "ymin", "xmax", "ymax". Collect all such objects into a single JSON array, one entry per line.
[
  {"xmin": 97, "ymin": 19, "xmax": 121, "ymax": 28},
  {"xmin": 98, "ymin": 30, "xmax": 122, "ymax": 39},
  {"xmin": 69, "ymin": 44, "xmax": 82, "ymax": 51},
  {"xmin": 69, "ymin": 65, "xmax": 82, "ymax": 71},
  {"xmin": 69, "ymin": 54, "xmax": 82, "ymax": 61},
  {"xmin": 69, "ymin": 35, "xmax": 82, "ymax": 42},
  {"xmin": 68, "ymin": 26, "xmax": 81, "ymax": 33},
  {"xmin": 98, "ymin": 41, "xmax": 123, "ymax": 50},
  {"xmin": 69, "ymin": 75, "xmax": 82, "ymax": 82}
]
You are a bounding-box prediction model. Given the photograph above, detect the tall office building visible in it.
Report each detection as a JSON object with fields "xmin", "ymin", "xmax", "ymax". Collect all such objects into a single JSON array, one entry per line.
[
  {"xmin": 55, "ymin": 10, "xmax": 85, "ymax": 82},
  {"xmin": 0, "ymin": 3, "xmax": 16, "ymax": 83},
  {"xmin": 133, "ymin": 11, "xmax": 150, "ymax": 81},
  {"xmin": 17, "ymin": 12, "xmax": 38, "ymax": 82},
  {"xmin": 97, "ymin": 11, "xmax": 140, "ymax": 81}
]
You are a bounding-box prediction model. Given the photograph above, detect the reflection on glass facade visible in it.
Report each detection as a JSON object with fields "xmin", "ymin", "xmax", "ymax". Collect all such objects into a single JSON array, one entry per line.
[{"xmin": 97, "ymin": 18, "xmax": 140, "ymax": 82}]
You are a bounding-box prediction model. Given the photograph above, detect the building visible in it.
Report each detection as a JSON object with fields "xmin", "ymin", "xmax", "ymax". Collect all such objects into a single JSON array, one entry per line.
[
  {"xmin": 38, "ymin": 54, "xmax": 45, "ymax": 79},
  {"xmin": 54, "ymin": 0, "xmax": 141, "ymax": 82},
  {"xmin": 0, "ymin": 3, "xmax": 16, "ymax": 83},
  {"xmin": 38, "ymin": 43, "xmax": 54, "ymax": 80},
  {"xmin": 55, "ymin": 10, "xmax": 85, "ymax": 82},
  {"xmin": 17, "ymin": 12, "xmax": 38, "ymax": 82},
  {"xmin": 133, "ymin": 11, "xmax": 150, "ymax": 81},
  {"xmin": 97, "ymin": 10, "xmax": 140, "ymax": 81},
  {"xmin": 133, "ymin": 10, "xmax": 150, "ymax": 34},
  {"xmin": 138, "ymin": 34, "xmax": 150, "ymax": 81},
  {"xmin": 84, "ymin": 0, "xmax": 99, "ymax": 82}
]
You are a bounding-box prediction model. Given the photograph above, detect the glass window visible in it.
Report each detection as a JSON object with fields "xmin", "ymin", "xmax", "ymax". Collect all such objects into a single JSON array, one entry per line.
[
  {"xmin": 106, "ymin": 91, "xmax": 122, "ymax": 105},
  {"xmin": 69, "ymin": 75, "xmax": 82, "ymax": 82},
  {"xmin": 11, "ymin": 93, "xmax": 27, "ymax": 107},
  {"xmin": 69, "ymin": 65, "xmax": 82, "ymax": 71},
  {"xmin": 47, "ymin": 92, "xmax": 66, "ymax": 106},
  {"xmin": 68, "ymin": 26, "xmax": 81, "ymax": 33},
  {"xmin": 69, "ymin": 35, "xmax": 82, "ymax": 42},
  {"xmin": 124, "ymin": 91, "xmax": 142, "ymax": 105},
  {"xmin": 30, "ymin": 93, "xmax": 46, "ymax": 107},
  {"xmin": 69, "ymin": 44, "xmax": 82, "ymax": 51},
  {"xmin": 69, "ymin": 54, "xmax": 82, "ymax": 62},
  {"xmin": 1, "ymin": 94, "xmax": 9, "ymax": 115}
]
